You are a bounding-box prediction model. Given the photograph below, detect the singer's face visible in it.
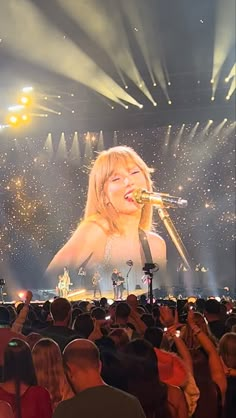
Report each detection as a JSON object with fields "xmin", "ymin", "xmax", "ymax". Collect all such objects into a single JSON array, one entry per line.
[{"xmin": 105, "ymin": 164, "xmax": 147, "ymax": 215}]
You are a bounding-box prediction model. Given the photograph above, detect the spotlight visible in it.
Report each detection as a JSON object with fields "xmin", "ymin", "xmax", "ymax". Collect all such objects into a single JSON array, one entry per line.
[
  {"xmin": 58, "ymin": 112, "xmax": 62, "ymax": 115},
  {"xmin": 20, "ymin": 95, "xmax": 31, "ymax": 105},
  {"xmin": 168, "ymin": 125, "xmax": 172, "ymax": 128},
  {"xmin": 168, "ymin": 82, "xmax": 171, "ymax": 86},
  {"xmin": 21, "ymin": 114, "xmax": 29, "ymax": 122},
  {"xmin": 209, "ymin": 119, "xmax": 213, "ymax": 124},
  {"xmin": 125, "ymin": 105, "xmax": 129, "ymax": 109},
  {"xmin": 211, "ymin": 96, "xmax": 215, "ymax": 101},
  {"xmin": 226, "ymin": 95, "xmax": 230, "ymax": 100},
  {"xmin": 225, "ymin": 77, "xmax": 229, "ymax": 83},
  {"xmin": 153, "ymin": 82, "xmax": 157, "ymax": 87},
  {"xmin": 18, "ymin": 291, "xmax": 25, "ymax": 299},
  {"xmin": 224, "ymin": 118, "xmax": 228, "ymax": 122},
  {"xmin": 125, "ymin": 85, "xmax": 128, "ymax": 89},
  {"xmin": 9, "ymin": 115, "xmax": 19, "ymax": 125},
  {"xmin": 153, "ymin": 102, "xmax": 157, "ymax": 107},
  {"xmin": 71, "ymin": 110, "xmax": 75, "ymax": 113},
  {"xmin": 138, "ymin": 104, "xmax": 143, "ymax": 109},
  {"xmin": 168, "ymin": 100, "xmax": 172, "ymax": 105},
  {"xmin": 111, "ymin": 106, "xmax": 115, "ymax": 110},
  {"xmin": 210, "ymin": 79, "xmax": 214, "ymax": 84},
  {"xmin": 57, "ymin": 95, "xmax": 61, "ymax": 99},
  {"xmin": 71, "ymin": 93, "xmax": 74, "ymax": 96}
]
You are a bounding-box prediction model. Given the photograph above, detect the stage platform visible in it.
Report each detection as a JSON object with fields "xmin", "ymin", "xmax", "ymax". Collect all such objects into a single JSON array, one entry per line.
[{"xmin": 67, "ymin": 288, "xmax": 146, "ymax": 302}]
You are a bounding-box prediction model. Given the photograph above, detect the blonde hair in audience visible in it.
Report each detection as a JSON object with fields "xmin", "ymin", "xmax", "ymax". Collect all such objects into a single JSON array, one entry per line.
[
  {"xmin": 83, "ymin": 146, "xmax": 154, "ymax": 234},
  {"xmin": 219, "ymin": 332, "xmax": 236, "ymax": 369},
  {"xmin": 32, "ymin": 338, "xmax": 72, "ymax": 410}
]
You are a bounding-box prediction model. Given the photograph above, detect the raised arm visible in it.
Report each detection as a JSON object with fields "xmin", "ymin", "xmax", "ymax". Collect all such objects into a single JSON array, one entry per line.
[{"xmin": 187, "ymin": 310, "xmax": 227, "ymax": 402}]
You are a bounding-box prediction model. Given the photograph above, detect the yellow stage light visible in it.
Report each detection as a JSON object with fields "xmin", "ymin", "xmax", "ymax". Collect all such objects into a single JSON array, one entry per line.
[
  {"xmin": 20, "ymin": 95, "xmax": 31, "ymax": 105},
  {"xmin": 153, "ymin": 102, "xmax": 157, "ymax": 106},
  {"xmin": 210, "ymin": 79, "xmax": 214, "ymax": 84},
  {"xmin": 21, "ymin": 114, "xmax": 29, "ymax": 122},
  {"xmin": 225, "ymin": 77, "xmax": 229, "ymax": 83},
  {"xmin": 211, "ymin": 96, "xmax": 215, "ymax": 101},
  {"xmin": 138, "ymin": 104, "xmax": 143, "ymax": 109},
  {"xmin": 168, "ymin": 100, "xmax": 172, "ymax": 105},
  {"xmin": 226, "ymin": 95, "xmax": 230, "ymax": 100},
  {"xmin": 9, "ymin": 115, "xmax": 18, "ymax": 124}
]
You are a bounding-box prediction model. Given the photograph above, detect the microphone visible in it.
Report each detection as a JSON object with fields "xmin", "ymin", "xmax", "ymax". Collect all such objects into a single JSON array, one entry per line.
[{"xmin": 132, "ymin": 189, "xmax": 188, "ymax": 208}]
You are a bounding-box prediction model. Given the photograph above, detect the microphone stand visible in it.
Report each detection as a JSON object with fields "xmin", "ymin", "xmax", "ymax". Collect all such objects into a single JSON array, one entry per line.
[{"xmin": 157, "ymin": 207, "xmax": 192, "ymax": 270}]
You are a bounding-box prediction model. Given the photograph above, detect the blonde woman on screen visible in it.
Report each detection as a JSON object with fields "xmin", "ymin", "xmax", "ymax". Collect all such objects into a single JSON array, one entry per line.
[{"xmin": 47, "ymin": 146, "xmax": 166, "ymax": 288}]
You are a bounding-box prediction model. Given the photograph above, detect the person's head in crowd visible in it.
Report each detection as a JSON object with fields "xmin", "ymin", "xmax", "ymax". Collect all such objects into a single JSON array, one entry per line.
[
  {"xmin": 63, "ymin": 339, "xmax": 102, "ymax": 393},
  {"xmin": 144, "ymin": 327, "xmax": 163, "ymax": 349},
  {"xmin": 219, "ymin": 332, "xmax": 236, "ymax": 369},
  {"xmin": 32, "ymin": 338, "xmax": 70, "ymax": 410},
  {"xmin": 181, "ymin": 311, "xmax": 217, "ymax": 349},
  {"xmin": 109, "ymin": 328, "xmax": 129, "ymax": 350},
  {"xmin": 101, "ymin": 350, "xmax": 126, "ymax": 391},
  {"xmin": 108, "ymin": 303, "xmax": 117, "ymax": 322},
  {"xmin": 100, "ymin": 297, "xmax": 108, "ymax": 309},
  {"xmin": 195, "ymin": 298, "xmax": 206, "ymax": 313},
  {"xmin": 127, "ymin": 294, "xmax": 138, "ymax": 311},
  {"xmin": 91, "ymin": 307, "xmax": 106, "ymax": 321},
  {"xmin": 139, "ymin": 294, "xmax": 147, "ymax": 305},
  {"xmin": 26, "ymin": 333, "xmax": 42, "ymax": 350},
  {"xmin": 51, "ymin": 298, "xmax": 72, "ymax": 327},
  {"xmin": 42, "ymin": 300, "xmax": 51, "ymax": 313},
  {"xmin": 219, "ymin": 303, "xmax": 227, "ymax": 323},
  {"xmin": 0, "ymin": 307, "xmax": 10, "ymax": 327},
  {"xmin": 78, "ymin": 301, "xmax": 90, "ymax": 312},
  {"xmin": 122, "ymin": 339, "xmax": 170, "ymax": 418},
  {"xmin": 204, "ymin": 299, "xmax": 221, "ymax": 320},
  {"xmin": 71, "ymin": 307, "xmax": 83, "ymax": 324},
  {"xmin": 115, "ymin": 302, "xmax": 131, "ymax": 325},
  {"xmin": 136, "ymin": 306, "xmax": 146, "ymax": 315},
  {"xmin": 6, "ymin": 306, "xmax": 17, "ymax": 324},
  {"xmin": 225, "ymin": 315, "xmax": 236, "ymax": 331},
  {"xmin": 73, "ymin": 313, "xmax": 94, "ymax": 338},
  {"xmin": 3, "ymin": 339, "xmax": 37, "ymax": 386},
  {"xmin": 141, "ymin": 313, "xmax": 155, "ymax": 328}
]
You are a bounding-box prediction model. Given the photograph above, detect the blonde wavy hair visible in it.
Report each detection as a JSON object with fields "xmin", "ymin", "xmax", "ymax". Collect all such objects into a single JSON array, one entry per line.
[
  {"xmin": 32, "ymin": 338, "xmax": 72, "ymax": 410},
  {"xmin": 83, "ymin": 146, "xmax": 154, "ymax": 234},
  {"xmin": 219, "ymin": 332, "xmax": 236, "ymax": 369}
]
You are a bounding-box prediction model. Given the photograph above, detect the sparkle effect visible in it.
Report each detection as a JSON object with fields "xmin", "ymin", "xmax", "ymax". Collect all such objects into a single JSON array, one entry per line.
[{"xmin": 0, "ymin": 122, "xmax": 235, "ymax": 288}]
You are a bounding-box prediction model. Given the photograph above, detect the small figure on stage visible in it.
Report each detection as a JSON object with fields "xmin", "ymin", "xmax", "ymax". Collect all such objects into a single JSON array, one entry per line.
[
  {"xmin": 117, "ymin": 272, "xmax": 125, "ymax": 299},
  {"xmin": 92, "ymin": 271, "xmax": 102, "ymax": 298},
  {"xmin": 57, "ymin": 274, "xmax": 64, "ymax": 297},
  {"xmin": 111, "ymin": 268, "xmax": 119, "ymax": 299},
  {"xmin": 58, "ymin": 266, "xmax": 71, "ymax": 298}
]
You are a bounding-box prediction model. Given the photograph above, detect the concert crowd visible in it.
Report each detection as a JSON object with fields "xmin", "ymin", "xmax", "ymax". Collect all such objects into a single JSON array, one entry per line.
[{"xmin": 0, "ymin": 291, "xmax": 235, "ymax": 418}]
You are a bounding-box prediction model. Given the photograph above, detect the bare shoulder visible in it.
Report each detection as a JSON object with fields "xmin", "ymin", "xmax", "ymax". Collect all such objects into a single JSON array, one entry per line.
[
  {"xmin": 146, "ymin": 231, "xmax": 167, "ymax": 261},
  {"xmin": 46, "ymin": 219, "xmax": 108, "ymax": 273}
]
